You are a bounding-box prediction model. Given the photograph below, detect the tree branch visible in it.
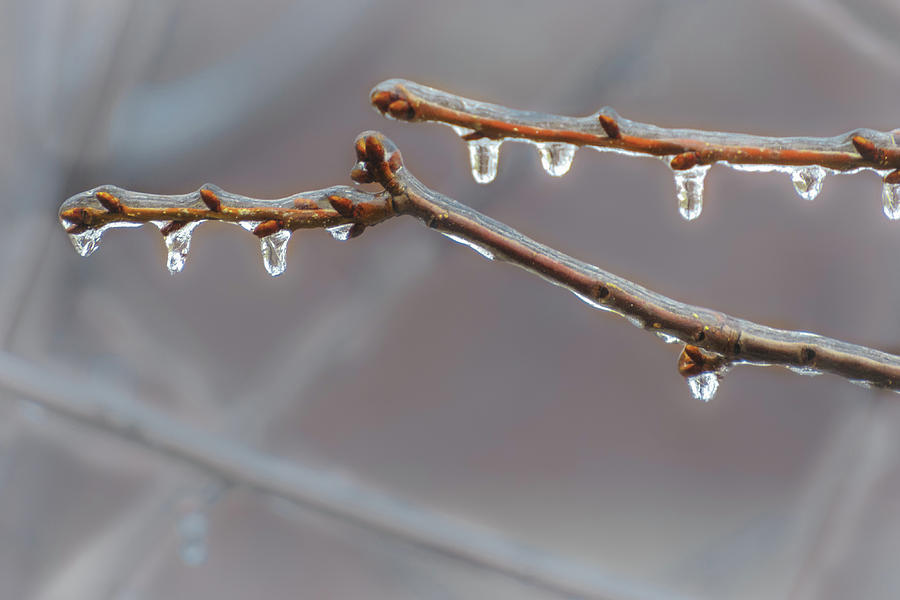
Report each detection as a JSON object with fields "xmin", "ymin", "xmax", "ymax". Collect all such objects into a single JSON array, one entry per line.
[
  {"xmin": 58, "ymin": 132, "xmax": 900, "ymax": 397},
  {"xmin": 369, "ymin": 78, "xmax": 900, "ymax": 220}
]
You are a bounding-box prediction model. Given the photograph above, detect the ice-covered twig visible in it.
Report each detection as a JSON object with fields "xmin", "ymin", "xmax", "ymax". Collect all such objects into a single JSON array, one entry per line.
[
  {"xmin": 59, "ymin": 132, "xmax": 900, "ymax": 397},
  {"xmin": 370, "ymin": 79, "xmax": 900, "ymax": 220},
  {"xmin": 353, "ymin": 131, "xmax": 900, "ymax": 398},
  {"xmin": 58, "ymin": 184, "xmax": 392, "ymax": 275}
]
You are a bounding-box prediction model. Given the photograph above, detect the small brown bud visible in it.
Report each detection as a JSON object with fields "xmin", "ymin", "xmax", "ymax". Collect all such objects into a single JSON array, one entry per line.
[
  {"xmin": 346, "ymin": 223, "xmax": 366, "ymax": 239},
  {"xmin": 597, "ymin": 114, "xmax": 620, "ymax": 139},
  {"xmin": 884, "ymin": 169, "xmax": 900, "ymax": 184},
  {"xmin": 328, "ymin": 195, "xmax": 356, "ymax": 218},
  {"xmin": 350, "ymin": 165, "xmax": 374, "ymax": 184},
  {"xmin": 159, "ymin": 221, "xmax": 187, "ymax": 236},
  {"xmin": 354, "ymin": 136, "xmax": 369, "ymax": 161},
  {"xmin": 387, "ymin": 99, "xmax": 414, "ymax": 120},
  {"xmin": 252, "ymin": 220, "xmax": 282, "ymax": 238},
  {"xmin": 363, "ymin": 135, "xmax": 385, "ymax": 163},
  {"xmin": 387, "ymin": 151, "xmax": 403, "ymax": 173},
  {"xmin": 95, "ymin": 191, "xmax": 123, "ymax": 213},
  {"xmin": 678, "ymin": 344, "xmax": 714, "ymax": 377},
  {"xmin": 852, "ymin": 135, "xmax": 879, "ymax": 162},
  {"xmin": 670, "ymin": 152, "xmax": 701, "ymax": 171},
  {"xmin": 370, "ymin": 90, "xmax": 394, "ymax": 113},
  {"xmin": 199, "ymin": 189, "xmax": 222, "ymax": 212},
  {"xmin": 65, "ymin": 223, "xmax": 90, "ymax": 234},
  {"xmin": 60, "ymin": 207, "xmax": 91, "ymax": 225}
]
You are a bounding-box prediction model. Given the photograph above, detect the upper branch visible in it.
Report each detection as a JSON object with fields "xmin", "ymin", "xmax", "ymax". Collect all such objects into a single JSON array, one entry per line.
[{"xmin": 370, "ymin": 79, "xmax": 900, "ymax": 221}]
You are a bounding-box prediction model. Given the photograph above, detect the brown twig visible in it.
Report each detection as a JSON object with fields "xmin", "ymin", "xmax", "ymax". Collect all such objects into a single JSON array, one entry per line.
[
  {"xmin": 59, "ymin": 132, "xmax": 900, "ymax": 395},
  {"xmin": 370, "ymin": 78, "xmax": 900, "ymax": 180},
  {"xmin": 352, "ymin": 130, "xmax": 900, "ymax": 395}
]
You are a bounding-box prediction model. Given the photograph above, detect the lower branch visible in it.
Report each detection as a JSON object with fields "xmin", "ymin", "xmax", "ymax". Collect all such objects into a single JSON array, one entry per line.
[{"xmin": 58, "ymin": 131, "xmax": 900, "ymax": 397}]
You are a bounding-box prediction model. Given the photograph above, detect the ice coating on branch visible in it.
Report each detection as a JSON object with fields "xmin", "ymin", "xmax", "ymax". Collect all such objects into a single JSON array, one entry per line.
[
  {"xmin": 655, "ymin": 332, "xmax": 680, "ymax": 344},
  {"xmin": 790, "ymin": 166, "xmax": 826, "ymax": 201},
  {"xmin": 672, "ymin": 164, "xmax": 710, "ymax": 221},
  {"xmin": 441, "ymin": 232, "xmax": 495, "ymax": 260},
  {"xmin": 882, "ymin": 183, "xmax": 900, "ymax": 220},
  {"xmin": 687, "ymin": 371, "xmax": 719, "ymax": 402},
  {"xmin": 467, "ymin": 138, "xmax": 502, "ymax": 184},
  {"xmin": 536, "ymin": 142, "xmax": 576, "ymax": 176},
  {"xmin": 327, "ymin": 224, "xmax": 356, "ymax": 241}
]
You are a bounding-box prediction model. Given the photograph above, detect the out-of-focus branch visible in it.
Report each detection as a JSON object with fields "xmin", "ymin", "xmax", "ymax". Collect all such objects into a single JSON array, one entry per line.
[{"xmin": 0, "ymin": 351, "xmax": 663, "ymax": 600}]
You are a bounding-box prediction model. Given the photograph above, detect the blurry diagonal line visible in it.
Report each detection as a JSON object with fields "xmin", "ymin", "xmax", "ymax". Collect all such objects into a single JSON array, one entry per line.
[
  {"xmin": 790, "ymin": 0, "xmax": 900, "ymax": 77},
  {"xmin": 0, "ymin": 351, "xmax": 683, "ymax": 600}
]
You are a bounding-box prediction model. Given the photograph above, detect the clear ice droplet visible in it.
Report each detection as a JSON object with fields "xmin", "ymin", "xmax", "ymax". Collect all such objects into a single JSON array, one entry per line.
[
  {"xmin": 655, "ymin": 332, "xmax": 680, "ymax": 344},
  {"xmin": 67, "ymin": 227, "xmax": 105, "ymax": 257},
  {"xmin": 791, "ymin": 166, "xmax": 826, "ymax": 201},
  {"xmin": 156, "ymin": 221, "xmax": 202, "ymax": 274},
  {"xmin": 467, "ymin": 138, "xmax": 502, "ymax": 184},
  {"xmin": 260, "ymin": 230, "xmax": 291, "ymax": 276},
  {"xmin": 327, "ymin": 223, "xmax": 356, "ymax": 242},
  {"xmin": 536, "ymin": 143, "xmax": 576, "ymax": 177},
  {"xmin": 672, "ymin": 165, "xmax": 710, "ymax": 221},
  {"xmin": 687, "ymin": 372, "xmax": 719, "ymax": 402},
  {"xmin": 883, "ymin": 183, "xmax": 900, "ymax": 220}
]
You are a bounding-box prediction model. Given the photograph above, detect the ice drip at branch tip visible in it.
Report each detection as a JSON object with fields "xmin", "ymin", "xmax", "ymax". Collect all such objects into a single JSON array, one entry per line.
[{"xmin": 327, "ymin": 224, "xmax": 356, "ymax": 241}]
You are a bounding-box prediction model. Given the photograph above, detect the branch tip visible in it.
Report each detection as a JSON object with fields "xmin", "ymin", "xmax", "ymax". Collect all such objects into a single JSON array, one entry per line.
[{"xmin": 670, "ymin": 152, "xmax": 702, "ymax": 171}]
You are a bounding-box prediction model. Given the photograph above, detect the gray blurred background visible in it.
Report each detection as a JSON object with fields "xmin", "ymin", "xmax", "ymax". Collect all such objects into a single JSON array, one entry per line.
[{"xmin": 3, "ymin": 0, "xmax": 900, "ymax": 598}]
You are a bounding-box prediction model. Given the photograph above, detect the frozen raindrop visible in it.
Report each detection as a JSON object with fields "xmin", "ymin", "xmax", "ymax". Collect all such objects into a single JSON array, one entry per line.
[
  {"xmin": 155, "ymin": 221, "xmax": 202, "ymax": 274},
  {"xmin": 672, "ymin": 165, "xmax": 710, "ymax": 221},
  {"xmin": 687, "ymin": 371, "xmax": 719, "ymax": 402},
  {"xmin": 327, "ymin": 223, "xmax": 355, "ymax": 242},
  {"xmin": 536, "ymin": 142, "xmax": 576, "ymax": 177},
  {"xmin": 260, "ymin": 230, "xmax": 291, "ymax": 276},
  {"xmin": 467, "ymin": 138, "xmax": 502, "ymax": 184},
  {"xmin": 67, "ymin": 227, "xmax": 105, "ymax": 257},
  {"xmin": 790, "ymin": 166, "xmax": 826, "ymax": 201},
  {"xmin": 441, "ymin": 232, "xmax": 495, "ymax": 260},
  {"xmin": 882, "ymin": 183, "xmax": 900, "ymax": 220},
  {"xmin": 450, "ymin": 125, "xmax": 475, "ymax": 137},
  {"xmin": 178, "ymin": 511, "xmax": 208, "ymax": 567}
]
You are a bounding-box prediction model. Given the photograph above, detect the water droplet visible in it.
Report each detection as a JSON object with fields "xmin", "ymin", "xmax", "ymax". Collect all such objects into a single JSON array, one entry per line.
[
  {"xmin": 536, "ymin": 143, "xmax": 576, "ymax": 177},
  {"xmin": 883, "ymin": 183, "xmax": 900, "ymax": 220},
  {"xmin": 178, "ymin": 511, "xmax": 208, "ymax": 567},
  {"xmin": 467, "ymin": 138, "xmax": 502, "ymax": 184},
  {"xmin": 155, "ymin": 221, "xmax": 202, "ymax": 274},
  {"xmin": 441, "ymin": 232, "xmax": 495, "ymax": 260},
  {"xmin": 259, "ymin": 230, "xmax": 291, "ymax": 276},
  {"xmin": 687, "ymin": 371, "xmax": 719, "ymax": 402},
  {"xmin": 67, "ymin": 227, "xmax": 105, "ymax": 257},
  {"xmin": 327, "ymin": 223, "xmax": 356, "ymax": 242},
  {"xmin": 791, "ymin": 166, "xmax": 826, "ymax": 201},
  {"xmin": 672, "ymin": 165, "xmax": 710, "ymax": 221}
]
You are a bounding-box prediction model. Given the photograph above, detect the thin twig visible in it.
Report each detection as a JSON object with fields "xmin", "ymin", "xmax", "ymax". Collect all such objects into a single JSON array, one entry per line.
[
  {"xmin": 58, "ymin": 132, "xmax": 900, "ymax": 392},
  {"xmin": 0, "ymin": 351, "xmax": 668, "ymax": 600},
  {"xmin": 370, "ymin": 78, "xmax": 900, "ymax": 177}
]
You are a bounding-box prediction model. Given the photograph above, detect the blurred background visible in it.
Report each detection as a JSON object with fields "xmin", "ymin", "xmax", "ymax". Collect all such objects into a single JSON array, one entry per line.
[{"xmin": 3, "ymin": 0, "xmax": 900, "ymax": 598}]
